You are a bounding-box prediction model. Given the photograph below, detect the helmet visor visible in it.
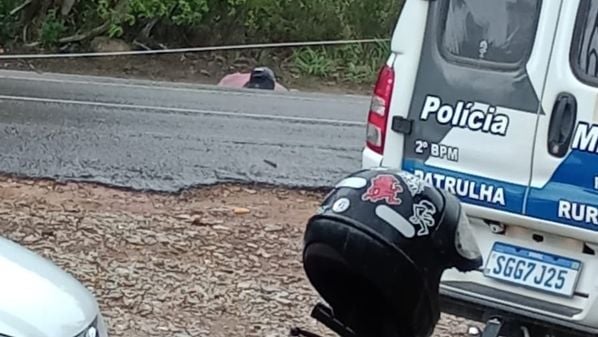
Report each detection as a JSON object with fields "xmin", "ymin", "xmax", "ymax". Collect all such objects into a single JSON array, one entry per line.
[{"xmin": 453, "ymin": 209, "xmax": 483, "ymax": 270}]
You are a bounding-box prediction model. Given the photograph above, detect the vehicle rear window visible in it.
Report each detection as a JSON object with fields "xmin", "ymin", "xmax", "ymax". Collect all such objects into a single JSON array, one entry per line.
[
  {"xmin": 440, "ymin": 0, "xmax": 541, "ymax": 67},
  {"xmin": 571, "ymin": 0, "xmax": 598, "ymax": 87}
]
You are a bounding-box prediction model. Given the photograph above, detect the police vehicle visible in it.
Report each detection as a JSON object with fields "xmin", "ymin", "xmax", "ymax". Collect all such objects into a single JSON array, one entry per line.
[{"xmin": 361, "ymin": 0, "xmax": 598, "ymax": 336}]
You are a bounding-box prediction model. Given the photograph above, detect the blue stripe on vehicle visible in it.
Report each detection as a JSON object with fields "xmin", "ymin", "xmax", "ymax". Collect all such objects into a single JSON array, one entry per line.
[
  {"xmin": 401, "ymin": 159, "xmax": 526, "ymax": 214},
  {"xmin": 402, "ymin": 153, "xmax": 598, "ymax": 232},
  {"xmin": 526, "ymin": 150, "xmax": 598, "ymax": 231}
]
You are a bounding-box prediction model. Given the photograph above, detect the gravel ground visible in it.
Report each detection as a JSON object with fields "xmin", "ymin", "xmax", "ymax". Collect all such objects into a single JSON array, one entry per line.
[{"xmin": 0, "ymin": 176, "xmax": 473, "ymax": 337}]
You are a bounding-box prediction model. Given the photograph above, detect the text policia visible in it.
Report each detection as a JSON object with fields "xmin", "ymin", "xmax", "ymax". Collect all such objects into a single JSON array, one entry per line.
[{"xmin": 419, "ymin": 95, "xmax": 510, "ymax": 136}]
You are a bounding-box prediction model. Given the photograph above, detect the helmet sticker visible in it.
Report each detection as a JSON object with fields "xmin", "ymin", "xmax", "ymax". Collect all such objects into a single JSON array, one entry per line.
[
  {"xmin": 397, "ymin": 171, "xmax": 425, "ymax": 196},
  {"xmin": 370, "ymin": 166, "xmax": 391, "ymax": 171},
  {"xmin": 362, "ymin": 174, "xmax": 404, "ymax": 205},
  {"xmin": 409, "ymin": 200, "xmax": 437, "ymax": 237},
  {"xmin": 332, "ymin": 198, "xmax": 351, "ymax": 213},
  {"xmin": 375, "ymin": 205, "xmax": 416, "ymax": 238},
  {"xmin": 335, "ymin": 177, "xmax": 368, "ymax": 189}
]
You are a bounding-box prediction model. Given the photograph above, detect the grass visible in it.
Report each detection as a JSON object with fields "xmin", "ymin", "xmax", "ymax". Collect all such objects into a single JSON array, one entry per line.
[{"xmin": 290, "ymin": 40, "xmax": 391, "ymax": 84}]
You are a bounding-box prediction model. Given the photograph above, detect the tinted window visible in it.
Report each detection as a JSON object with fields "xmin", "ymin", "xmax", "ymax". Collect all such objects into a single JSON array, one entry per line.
[
  {"xmin": 441, "ymin": 0, "xmax": 541, "ymax": 67},
  {"xmin": 571, "ymin": 0, "xmax": 598, "ymax": 86}
]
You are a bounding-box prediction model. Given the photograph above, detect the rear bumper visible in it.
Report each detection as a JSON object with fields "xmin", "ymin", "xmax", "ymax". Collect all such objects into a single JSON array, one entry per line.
[
  {"xmin": 439, "ymin": 216, "xmax": 598, "ymax": 337},
  {"xmin": 439, "ymin": 283, "xmax": 598, "ymax": 336}
]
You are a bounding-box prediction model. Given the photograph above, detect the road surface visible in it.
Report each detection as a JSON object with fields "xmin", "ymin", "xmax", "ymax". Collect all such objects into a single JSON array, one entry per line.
[{"xmin": 0, "ymin": 70, "xmax": 370, "ymax": 192}]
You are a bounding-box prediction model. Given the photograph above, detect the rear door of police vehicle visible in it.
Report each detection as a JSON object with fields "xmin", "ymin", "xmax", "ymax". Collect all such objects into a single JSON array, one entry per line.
[
  {"xmin": 527, "ymin": 0, "xmax": 598, "ymax": 239},
  {"xmin": 398, "ymin": 0, "xmax": 560, "ymax": 222}
]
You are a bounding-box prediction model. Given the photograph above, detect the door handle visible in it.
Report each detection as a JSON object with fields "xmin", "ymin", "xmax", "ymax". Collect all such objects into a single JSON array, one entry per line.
[{"xmin": 547, "ymin": 92, "xmax": 577, "ymax": 158}]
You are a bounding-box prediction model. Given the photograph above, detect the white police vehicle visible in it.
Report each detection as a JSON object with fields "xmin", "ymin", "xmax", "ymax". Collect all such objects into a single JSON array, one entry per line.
[
  {"xmin": 362, "ymin": 0, "xmax": 598, "ymax": 336},
  {"xmin": 0, "ymin": 236, "xmax": 108, "ymax": 337}
]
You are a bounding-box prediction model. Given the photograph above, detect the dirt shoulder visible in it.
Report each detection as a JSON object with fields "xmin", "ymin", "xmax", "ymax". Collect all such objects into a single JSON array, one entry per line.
[
  {"xmin": 0, "ymin": 177, "xmax": 472, "ymax": 337},
  {"xmin": 0, "ymin": 52, "xmax": 374, "ymax": 96}
]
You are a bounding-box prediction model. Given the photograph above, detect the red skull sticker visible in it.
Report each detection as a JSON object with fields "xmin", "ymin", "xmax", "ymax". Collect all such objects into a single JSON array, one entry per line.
[{"xmin": 362, "ymin": 174, "xmax": 404, "ymax": 205}]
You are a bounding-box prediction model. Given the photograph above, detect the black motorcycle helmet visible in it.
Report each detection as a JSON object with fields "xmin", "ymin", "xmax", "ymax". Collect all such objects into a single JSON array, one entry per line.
[
  {"xmin": 302, "ymin": 167, "xmax": 482, "ymax": 337},
  {"xmin": 243, "ymin": 66, "xmax": 276, "ymax": 90}
]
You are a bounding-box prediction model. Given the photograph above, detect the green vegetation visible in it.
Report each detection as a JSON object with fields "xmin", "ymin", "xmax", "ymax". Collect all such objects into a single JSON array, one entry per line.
[
  {"xmin": 0, "ymin": 0, "xmax": 19, "ymax": 43},
  {"xmin": 0, "ymin": 0, "xmax": 404, "ymax": 83},
  {"xmin": 292, "ymin": 41, "xmax": 392, "ymax": 84}
]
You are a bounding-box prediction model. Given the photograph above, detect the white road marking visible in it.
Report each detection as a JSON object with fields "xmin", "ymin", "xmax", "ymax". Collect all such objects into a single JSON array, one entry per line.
[{"xmin": 0, "ymin": 94, "xmax": 364, "ymax": 126}]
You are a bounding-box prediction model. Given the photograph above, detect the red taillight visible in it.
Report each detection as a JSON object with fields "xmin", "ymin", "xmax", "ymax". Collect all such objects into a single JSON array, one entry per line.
[{"xmin": 366, "ymin": 65, "xmax": 395, "ymax": 155}]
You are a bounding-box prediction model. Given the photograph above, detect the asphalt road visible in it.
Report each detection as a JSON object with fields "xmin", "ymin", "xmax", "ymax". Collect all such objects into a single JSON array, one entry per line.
[{"xmin": 0, "ymin": 70, "xmax": 370, "ymax": 192}]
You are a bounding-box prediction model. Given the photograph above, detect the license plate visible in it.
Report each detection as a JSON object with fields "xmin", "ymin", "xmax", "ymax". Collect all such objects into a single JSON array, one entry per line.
[{"xmin": 484, "ymin": 242, "xmax": 582, "ymax": 297}]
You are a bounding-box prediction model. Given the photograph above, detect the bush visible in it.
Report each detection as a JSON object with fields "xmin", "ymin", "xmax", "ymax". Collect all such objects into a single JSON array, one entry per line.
[
  {"xmin": 0, "ymin": 0, "xmax": 20, "ymax": 44},
  {"xmin": 291, "ymin": 39, "xmax": 392, "ymax": 84},
  {"xmin": 4, "ymin": 0, "xmax": 403, "ymax": 44},
  {"xmin": 0, "ymin": 0, "xmax": 404, "ymax": 82},
  {"xmin": 39, "ymin": 9, "xmax": 67, "ymax": 46}
]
